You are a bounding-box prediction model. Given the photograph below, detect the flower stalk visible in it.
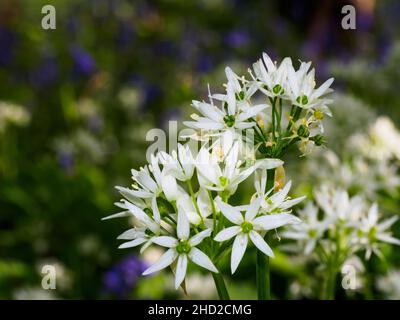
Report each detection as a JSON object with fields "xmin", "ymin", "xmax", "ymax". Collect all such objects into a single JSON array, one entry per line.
[{"xmin": 256, "ymin": 168, "xmax": 275, "ymax": 300}]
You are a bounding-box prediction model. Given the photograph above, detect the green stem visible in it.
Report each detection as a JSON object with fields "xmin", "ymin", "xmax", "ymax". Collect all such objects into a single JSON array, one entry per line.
[
  {"xmin": 256, "ymin": 168, "xmax": 275, "ymax": 300},
  {"xmin": 186, "ymin": 180, "xmax": 205, "ymax": 227},
  {"xmin": 212, "ymin": 271, "xmax": 230, "ymax": 300},
  {"xmin": 324, "ymin": 265, "xmax": 337, "ymax": 300}
]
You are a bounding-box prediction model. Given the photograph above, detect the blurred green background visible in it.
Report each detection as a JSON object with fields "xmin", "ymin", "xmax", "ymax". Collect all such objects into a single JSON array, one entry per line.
[{"xmin": 1, "ymin": 0, "xmax": 400, "ymax": 299}]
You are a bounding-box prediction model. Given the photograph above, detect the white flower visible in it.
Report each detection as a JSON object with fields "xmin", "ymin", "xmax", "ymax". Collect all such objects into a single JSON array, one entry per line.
[
  {"xmin": 214, "ymin": 196, "xmax": 301, "ymax": 273},
  {"xmin": 196, "ymin": 141, "xmax": 283, "ymax": 195},
  {"xmin": 377, "ymin": 270, "xmax": 400, "ymax": 299},
  {"xmin": 254, "ymin": 170, "xmax": 306, "ymax": 214},
  {"xmin": 184, "ymin": 68, "xmax": 268, "ymax": 132},
  {"xmin": 159, "ymin": 144, "xmax": 195, "ymax": 181},
  {"xmin": 287, "ymin": 61, "xmax": 334, "ymax": 111},
  {"xmin": 117, "ymin": 154, "xmax": 179, "ymax": 222},
  {"xmin": 251, "ymin": 53, "xmax": 292, "ymax": 99},
  {"xmin": 143, "ymin": 206, "xmax": 217, "ymax": 289},
  {"xmin": 176, "ymin": 188, "xmax": 212, "ymax": 225},
  {"xmin": 282, "ymin": 202, "xmax": 330, "ymax": 254},
  {"xmin": 314, "ymin": 186, "xmax": 365, "ymax": 224},
  {"xmin": 103, "ymin": 200, "xmax": 161, "ymax": 253},
  {"xmin": 357, "ymin": 203, "xmax": 400, "ymax": 259}
]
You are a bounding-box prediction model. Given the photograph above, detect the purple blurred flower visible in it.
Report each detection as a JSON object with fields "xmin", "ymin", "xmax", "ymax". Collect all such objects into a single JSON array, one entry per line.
[
  {"xmin": 117, "ymin": 21, "xmax": 135, "ymax": 49},
  {"xmin": 196, "ymin": 56, "xmax": 213, "ymax": 73},
  {"xmin": 225, "ymin": 30, "xmax": 250, "ymax": 48},
  {"xmin": 103, "ymin": 255, "xmax": 147, "ymax": 298},
  {"xmin": 58, "ymin": 151, "xmax": 74, "ymax": 173},
  {"xmin": 357, "ymin": 11, "xmax": 374, "ymax": 31},
  {"xmin": 30, "ymin": 56, "xmax": 59, "ymax": 88},
  {"xmin": 0, "ymin": 27, "xmax": 16, "ymax": 66},
  {"xmin": 69, "ymin": 44, "xmax": 96, "ymax": 77}
]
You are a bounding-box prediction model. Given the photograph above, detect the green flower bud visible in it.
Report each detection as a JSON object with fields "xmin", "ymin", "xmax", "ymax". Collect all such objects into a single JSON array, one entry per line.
[
  {"xmin": 272, "ymin": 84, "xmax": 282, "ymax": 95},
  {"xmin": 297, "ymin": 124, "xmax": 310, "ymax": 138},
  {"xmin": 296, "ymin": 95, "xmax": 308, "ymax": 105},
  {"xmin": 311, "ymin": 134, "xmax": 325, "ymax": 146}
]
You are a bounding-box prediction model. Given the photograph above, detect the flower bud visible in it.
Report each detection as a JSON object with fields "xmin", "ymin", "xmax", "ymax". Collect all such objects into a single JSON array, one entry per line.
[
  {"xmin": 311, "ymin": 134, "xmax": 325, "ymax": 146},
  {"xmin": 297, "ymin": 124, "xmax": 310, "ymax": 138}
]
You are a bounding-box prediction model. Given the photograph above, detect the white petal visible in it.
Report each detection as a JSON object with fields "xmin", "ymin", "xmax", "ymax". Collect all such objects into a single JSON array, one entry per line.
[
  {"xmin": 311, "ymin": 77, "xmax": 334, "ymax": 99},
  {"xmin": 231, "ymin": 233, "xmax": 248, "ymax": 274},
  {"xmin": 376, "ymin": 234, "xmax": 400, "ymax": 246},
  {"xmin": 280, "ymin": 196, "xmax": 306, "ymax": 210},
  {"xmin": 151, "ymin": 196, "xmax": 161, "ymax": 223},
  {"xmin": 304, "ymin": 239, "xmax": 317, "ymax": 255},
  {"xmin": 254, "ymin": 158, "xmax": 284, "ymax": 170},
  {"xmin": 117, "ymin": 228, "xmax": 144, "ymax": 240},
  {"xmin": 189, "ymin": 247, "xmax": 218, "ymax": 273},
  {"xmin": 152, "ymin": 236, "xmax": 178, "ymax": 248},
  {"xmin": 214, "ymin": 226, "xmax": 241, "ymax": 242},
  {"xmin": 237, "ymin": 104, "xmax": 268, "ymax": 122},
  {"xmin": 118, "ymin": 238, "xmax": 147, "ymax": 249},
  {"xmin": 177, "ymin": 204, "xmax": 190, "ymax": 240},
  {"xmin": 249, "ymin": 231, "xmax": 274, "ymax": 258},
  {"xmin": 215, "ymin": 196, "xmax": 243, "ymax": 225},
  {"xmin": 161, "ymin": 174, "xmax": 178, "ymax": 202},
  {"xmin": 175, "ymin": 254, "xmax": 188, "ymax": 289},
  {"xmin": 101, "ymin": 210, "xmax": 131, "ymax": 220},
  {"xmin": 245, "ymin": 197, "xmax": 262, "ymax": 221},
  {"xmin": 378, "ymin": 216, "xmax": 398, "ymax": 232},
  {"xmin": 189, "ymin": 228, "xmax": 212, "ymax": 246},
  {"xmin": 253, "ymin": 213, "xmax": 301, "ymax": 231},
  {"xmin": 143, "ymin": 248, "xmax": 178, "ymax": 275}
]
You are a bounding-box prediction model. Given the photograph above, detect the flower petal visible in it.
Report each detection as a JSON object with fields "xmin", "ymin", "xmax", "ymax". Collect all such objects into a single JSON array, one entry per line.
[
  {"xmin": 189, "ymin": 228, "xmax": 212, "ymax": 246},
  {"xmin": 215, "ymin": 197, "xmax": 243, "ymax": 225},
  {"xmin": 253, "ymin": 213, "xmax": 301, "ymax": 231},
  {"xmin": 118, "ymin": 238, "xmax": 147, "ymax": 249},
  {"xmin": 245, "ymin": 197, "xmax": 262, "ymax": 221},
  {"xmin": 143, "ymin": 248, "xmax": 178, "ymax": 275},
  {"xmin": 214, "ymin": 226, "xmax": 241, "ymax": 242},
  {"xmin": 231, "ymin": 233, "xmax": 248, "ymax": 274},
  {"xmin": 249, "ymin": 231, "xmax": 274, "ymax": 258},
  {"xmin": 177, "ymin": 203, "xmax": 190, "ymax": 240},
  {"xmin": 152, "ymin": 236, "xmax": 178, "ymax": 248},
  {"xmin": 188, "ymin": 247, "xmax": 218, "ymax": 273},
  {"xmin": 175, "ymin": 254, "xmax": 188, "ymax": 289}
]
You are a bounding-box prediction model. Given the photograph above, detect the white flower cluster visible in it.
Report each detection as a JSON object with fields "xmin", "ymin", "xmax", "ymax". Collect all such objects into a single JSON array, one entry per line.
[
  {"xmin": 284, "ymin": 186, "xmax": 400, "ymax": 263},
  {"xmin": 104, "ymin": 134, "xmax": 304, "ymax": 288},
  {"xmin": 104, "ymin": 53, "xmax": 338, "ymax": 295},
  {"xmin": 184, "ymin": 53, "xmax": 334, "ymax": 156}
]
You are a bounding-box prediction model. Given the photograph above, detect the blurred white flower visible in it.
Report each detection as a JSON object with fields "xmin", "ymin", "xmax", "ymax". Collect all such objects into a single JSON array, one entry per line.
[{"xmin": 377, "ymin": 270, "xmax": 400, "ymax": 299}]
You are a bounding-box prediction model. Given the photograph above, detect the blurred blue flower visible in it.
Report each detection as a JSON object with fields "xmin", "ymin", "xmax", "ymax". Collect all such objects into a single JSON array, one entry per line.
[
  {"xmin": 103, "ymin": 255, "xmax": 147, "ymax": 298},
  {"xmin": 58, "ymin": 150, "xmax": 74, "ymax": 174},
  {"xmin": 0, "ymin": 26, "xmax": 16, "ymax": 66},
  {"xmin": 117, "ymin": 21, "xmax": 135, "ymax": 49},
  {"xmin": 30, "ymin": 56, "xmax": 59, "ymax": 89},
  {"xmin": 225, "ymin": 30, "xmax": 250, "ymax": 49},
  {"xmin": 69, "ymin": 44, "xmax": 96, "ymax": 77}
]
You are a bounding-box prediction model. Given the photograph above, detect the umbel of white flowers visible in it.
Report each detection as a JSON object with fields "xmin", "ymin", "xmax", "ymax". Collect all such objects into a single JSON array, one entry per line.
[{"xmin": 103, "ymin": 52, "xmax": 334, "ymax": 292}]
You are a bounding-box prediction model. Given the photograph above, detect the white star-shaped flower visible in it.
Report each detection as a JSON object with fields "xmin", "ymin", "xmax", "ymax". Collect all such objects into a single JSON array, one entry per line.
[
  {"xmin": 214, "ymin": 196, "xmax": 301, "ymax": 273},
  {"xmin": 142, "ymin": 204, "xmax": 218, "ymax": 289}
]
